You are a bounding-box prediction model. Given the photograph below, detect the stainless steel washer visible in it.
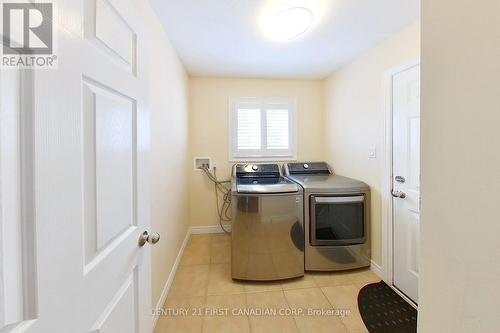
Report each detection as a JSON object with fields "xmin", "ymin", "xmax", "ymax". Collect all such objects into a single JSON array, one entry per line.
[
  {"xmin": 231, "ymin": 163, "xmax": 304, "ymax": 281},
  {"xmin": 283, "ymin": 162, "xmax": 371, "ymax": 271}
]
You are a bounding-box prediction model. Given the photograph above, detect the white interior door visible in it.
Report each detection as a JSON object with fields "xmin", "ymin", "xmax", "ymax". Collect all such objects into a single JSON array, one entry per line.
[
  {"xmin": 392, "ymin": 64, "xmax": 420, "ymax": 303},
  {"xmin": 0, "ymin": 0, "xmax": 154, "ymax": 332}
]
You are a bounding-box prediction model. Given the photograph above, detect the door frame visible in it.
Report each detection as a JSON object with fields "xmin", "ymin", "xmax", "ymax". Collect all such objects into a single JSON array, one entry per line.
[{"xmin": 381, "ymin": 58, "xmax": 420, "ymax": 309}]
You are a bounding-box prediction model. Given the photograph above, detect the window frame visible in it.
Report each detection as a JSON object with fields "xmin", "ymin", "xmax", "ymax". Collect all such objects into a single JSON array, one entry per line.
[{"xmin": 228, "ymin": 97, "xmax": 297, "ymax": 161}]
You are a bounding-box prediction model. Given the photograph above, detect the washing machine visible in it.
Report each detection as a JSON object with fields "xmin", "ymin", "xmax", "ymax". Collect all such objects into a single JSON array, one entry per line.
[{"xmin": 231, "ymin": 163, "xmax": 304, "ymax": 281}]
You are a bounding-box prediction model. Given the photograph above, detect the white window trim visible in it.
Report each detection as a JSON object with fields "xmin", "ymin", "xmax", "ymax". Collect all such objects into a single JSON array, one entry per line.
[{"xmin": 228, "ymin": 97, "xmax": 297, "ymax": 162}]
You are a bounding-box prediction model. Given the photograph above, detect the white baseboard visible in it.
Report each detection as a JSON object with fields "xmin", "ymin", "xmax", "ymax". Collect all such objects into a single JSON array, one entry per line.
[
  {"xmin": 152, "ymin": 227, "xmax": 191, "ymax": 329},
  {"xmin": 370, "ymin": 260, "xmax": 383, "ymax": 279},
  {"xmin": 190, "ymin": 224, "xmax": 231, "ymax": 234}
]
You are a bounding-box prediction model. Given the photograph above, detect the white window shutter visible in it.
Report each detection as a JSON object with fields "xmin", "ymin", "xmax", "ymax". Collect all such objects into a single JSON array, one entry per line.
[
  {"xmin": 230, "ymin": 98, "xmax": 296, "ymax": 160},
  {"xmin": 237, "ymin": 108, "xmax": 261, "ymax": 150},
  {"xmin": 266, "ymin": 109, "xmax": 289, "ymax": 150}
]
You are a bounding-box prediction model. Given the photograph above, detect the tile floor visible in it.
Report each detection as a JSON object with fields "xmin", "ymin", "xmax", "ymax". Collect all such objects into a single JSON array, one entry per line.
[{"xmin": 155, "ymin": 233, "xmax": 380, "ymax": 333}]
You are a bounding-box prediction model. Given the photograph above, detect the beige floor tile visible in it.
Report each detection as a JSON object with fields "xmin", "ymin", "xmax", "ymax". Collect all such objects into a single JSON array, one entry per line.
[
  {"xmin": 202, "ymin": 316, "xmax": 250, "ymax": 333},
  {"xmin": 155, "ymin": 295, "xmax": 205, "ymax": 333},
  {"xmin": 309, "ymin": 271, "xmax": 358, "ymax": 287},
  {"xmin": 293, "ymin": 315, "xmax": 348, "ymax": 333},
  {"xmin": 284, "ymin": 289, "xmax": 349, "ymax": 332},
  {"xmin": 242, "ymin": 280, "xmax": 283, "ymax": 293},
  {"xmin": 207, "ymin": 264, "xmax": 245, "ymax": 295},
  {"xmin": 283, "ymin": 287, "xmax": 331, "ymax": 309},
  {"xmin": 351, "ymin": 269, "xmax": 381, "ymax": 289},
  {"xmin": 210, "ymin": 241, "xmax": 231, "ymax": 264},
  {"xmin": 246, "ymin": 291, "xmax": 299, "ymax": 333},
  {"xmin": 182, "ymin": 243, "xmax": 211, "ymax": 266},
  {"xmin": 170, "ymin": 265, "xmax": 209, "ymax": 297},
  {"xmin": 205, "ymin": 292, "xmax": 247, "ymax": 309},
  {"xmin": 249, "ymin": 316, "xmax": 299, "ymax": 333},
  {"xmin": 281, "ymin": 274, "xmax": 317, "ymax": 290},
  {"xmin": 211, "ymin": 232, "xmax": 231, "ymax": 244},
  {"xmin": 246, "ymin": 290, "xmax": 290, "ymax": 310},
  {"xmin": 322, "ymin": 285, "xmax": 367, "ymax": 332},
  {"xmin": 309, "ymin": 268, "xmax": 380, "ymax": 288},
  {"xmin": 203, "ymin": 294, "xmax": 250, "ymax": 333},
  {"xmin": 190, "ymin": 234, "xmax": 213, "ymax": 245},
  {"xmin": 181, "ymin": 234, "xmax": 212, "ymax": 266}
]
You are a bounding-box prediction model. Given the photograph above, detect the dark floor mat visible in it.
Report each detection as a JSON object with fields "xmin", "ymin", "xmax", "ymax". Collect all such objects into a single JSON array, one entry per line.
[{"xmin": 358, "ymin": 281, "xmax": 417, "ymax": 333}]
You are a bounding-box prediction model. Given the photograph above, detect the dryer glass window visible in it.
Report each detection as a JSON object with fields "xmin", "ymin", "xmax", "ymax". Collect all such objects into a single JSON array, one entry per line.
[{"xmin": 310, "ymin": 195, "xmax": 365, "ymax": 246}]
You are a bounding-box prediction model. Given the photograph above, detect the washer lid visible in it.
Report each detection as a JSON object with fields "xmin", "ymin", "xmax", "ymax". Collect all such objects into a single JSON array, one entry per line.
[{"xmin": 236, "ymin": 177, "xmax": 299, "ymax": 194}]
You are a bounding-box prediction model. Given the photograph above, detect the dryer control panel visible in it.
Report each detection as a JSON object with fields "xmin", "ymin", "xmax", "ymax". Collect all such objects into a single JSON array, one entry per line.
[{"xmin": 285, "ymin": 162, "xmax": 331, "ymax": 175}]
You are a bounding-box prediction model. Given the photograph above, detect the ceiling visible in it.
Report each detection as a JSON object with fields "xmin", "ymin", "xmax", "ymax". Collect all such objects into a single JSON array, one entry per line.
[{"xmin": 149, "ymin": 0, "xmax": 419, "ymax": 79}]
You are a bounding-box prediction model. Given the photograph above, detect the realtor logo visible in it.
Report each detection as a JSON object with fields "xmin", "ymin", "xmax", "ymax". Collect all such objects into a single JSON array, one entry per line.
[{"xmin": 1, "ymin": 1, "xmax": 57, "ymax": 68}]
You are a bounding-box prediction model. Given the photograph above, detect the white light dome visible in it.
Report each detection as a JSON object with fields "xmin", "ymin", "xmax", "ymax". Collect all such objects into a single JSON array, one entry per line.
[{"xmin": 263, "ymin": 6, "xmax": 314, "ymax": 41}]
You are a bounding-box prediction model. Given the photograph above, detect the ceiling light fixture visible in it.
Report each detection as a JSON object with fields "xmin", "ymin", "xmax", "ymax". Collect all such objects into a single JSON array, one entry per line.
[{"xmin": 262, "ymin": 6, "xmax": 314, "ymax": 41}]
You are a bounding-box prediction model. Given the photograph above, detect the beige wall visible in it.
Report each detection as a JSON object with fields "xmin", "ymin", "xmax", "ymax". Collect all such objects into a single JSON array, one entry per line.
[
  {"xmin": 143, "ymin": 2, "xmax": 190, "ymax": 308},
  {"xmin": 323, "ymin": 21, "xmax": 420, "ymax": 265},
  {"xmin": 189, "ymin": 77, "xmax": 324, "ymax": 227},
  {"xmin": 419, "ymin": 1, "xmax": 500, "ymax": 331}
]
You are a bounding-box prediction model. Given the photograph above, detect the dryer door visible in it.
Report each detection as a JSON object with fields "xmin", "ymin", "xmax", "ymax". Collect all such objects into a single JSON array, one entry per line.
[{"xmin": 310, "ymin": 195, "xmax": 366, "ymax": 246}]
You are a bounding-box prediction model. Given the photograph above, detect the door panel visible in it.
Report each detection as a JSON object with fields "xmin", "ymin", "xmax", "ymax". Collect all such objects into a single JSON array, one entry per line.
[
  {"xmin": 95, "ymin": 85, "xmax": 135, "ymax": 249},
  {"xmin": 82, "ymin": 79, "xmax": 137, "ymax": 258},
  {"xmin": 0, "ymin": 62, "xmax": 37, "ymax": 332},
  {"xmin": 0, "ymin": 68, "xmax": 23, "ymax": 328},
  {"xmin": 0, "ymin": 0, "xmax": 152, "ymax": 332},
  {"xmin": 85, "ymin": 0, "xmax": 137, "ymax": 74},
  {"xmin": 407, "ymin": 211, "xmax": 419, "ymax": 276},
  {"xmin": 89, "ymin": 272, "xmax": 137, "ymax": 333},
  {"xmin": 393, "ymin": 64, "xmax": 420, "ymax": 303}
]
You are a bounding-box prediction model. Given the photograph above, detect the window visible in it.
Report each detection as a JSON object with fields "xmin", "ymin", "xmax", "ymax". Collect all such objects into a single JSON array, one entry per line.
[{"xmin": 230, "ymin": 98, "xmax": 296, "ymax": 160}]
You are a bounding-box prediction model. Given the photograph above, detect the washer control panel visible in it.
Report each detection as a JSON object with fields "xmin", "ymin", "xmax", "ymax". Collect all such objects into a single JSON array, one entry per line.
[{"xmin": 235, "ymin": 164, "xmax": 280, "ymax": 178}]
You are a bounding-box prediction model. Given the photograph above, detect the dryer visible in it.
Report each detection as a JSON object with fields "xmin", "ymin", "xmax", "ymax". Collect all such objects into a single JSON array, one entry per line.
[{"xmin": 283, "ymin": 162, "xmax": 371, "ymax": 271}]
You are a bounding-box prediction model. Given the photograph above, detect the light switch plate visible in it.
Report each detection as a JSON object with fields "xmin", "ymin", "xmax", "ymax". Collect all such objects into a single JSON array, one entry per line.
[{"xmin": 368, "ymin": 146, "xmax": 377, "ymax": 159}]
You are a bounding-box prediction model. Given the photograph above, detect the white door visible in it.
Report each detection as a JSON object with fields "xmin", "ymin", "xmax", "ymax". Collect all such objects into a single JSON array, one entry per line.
[
  {"xmin": 0, "ymin": 0, "xmax": 154, "ymax": 332},
  {"xmin": 392, "ymin": 64, "xmax": 420, "ymax": 303}
]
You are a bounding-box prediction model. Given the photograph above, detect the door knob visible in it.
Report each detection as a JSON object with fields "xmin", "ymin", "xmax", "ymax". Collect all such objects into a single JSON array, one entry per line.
[
  {"xmin": 138, "ymin": 231, "xmax": 161, "ymax": 247},
  {"xmin": 391, "ymin": 190, "xmax": 406, "ymax": 199},
  {"xmin": 148, "ymin": 233, "xmax": 160, "ymax": 244}
]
